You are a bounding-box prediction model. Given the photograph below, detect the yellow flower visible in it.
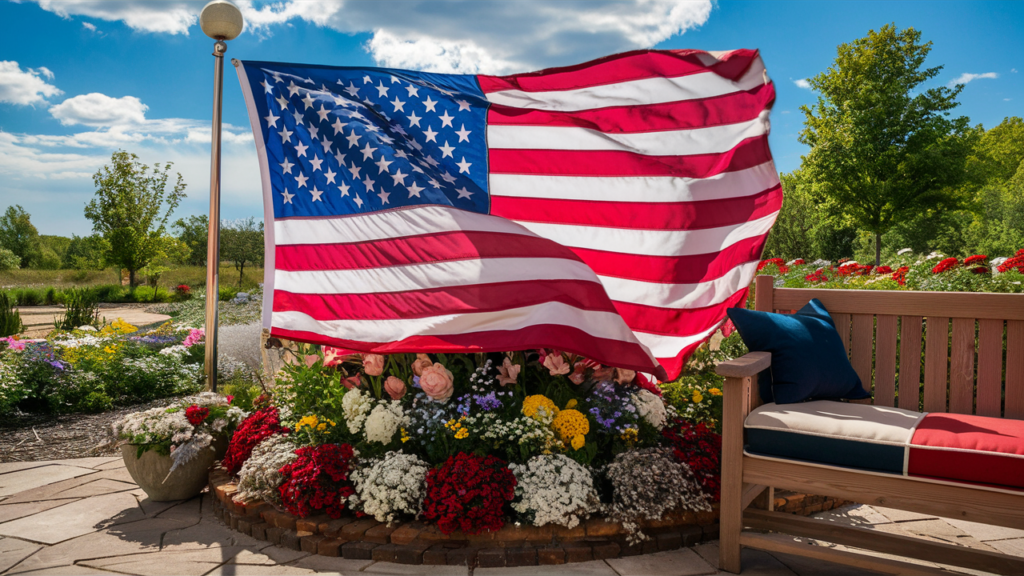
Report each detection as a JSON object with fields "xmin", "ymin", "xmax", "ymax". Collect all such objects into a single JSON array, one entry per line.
[
  {"xmin": 692, "ymin": 392, "xmax": 704, "ymax": 403},
  {"xmin": 620, "ymin": 427, "xmax": 639, "ymax": 444},
  {"xmin": 400, "ymin": 428, "xmax": 410, "ymax": 443},
  {"xmin": 551, "ymin": 409, "xmax": 589, "ymax": 444},
  {"xmin": 564, "ymin": 399, "xmax": 578, "ymax": 410},
  {"xmin": 522, "ymin": 395, "xmax": 559, "ymax": 420},
  {"xmin": 571, "ymin": 435, "xmax": 585, "ymax": 450},
  {"xmin": 709, "ymin": 388, "xmax": 722, "ymax": 396},
  {"xmin": 317, "ymin": 423, "xmax": 326, "ymax": 431},
  {"xmin": 454, "ymin": 427, "xmax": 469, "ymax": 440}
]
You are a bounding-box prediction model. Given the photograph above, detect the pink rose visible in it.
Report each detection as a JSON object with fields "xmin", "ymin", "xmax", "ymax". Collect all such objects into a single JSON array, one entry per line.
[
  {"xmin": 497, "ymin": 357, "xmax": 520, "ymax": 386},
  {"xmin": 362, "ymin": 353, "xmax": 385, "ymax": 376},
  {"xmin": 419, "ymin": 362, "xmax": 454, "ymax": 402},
  {"xmin": 543, "ymin": 353, "xmax": 570, "ymax": 376},
  {"xmin": 385, "ymin": 376, "xmax": 406, "ymax": 400},
  {"xmin": 615, "ymin": 368, "xmax": 636, "ymax": 385},
  {"xmin": 411, "ymin": 353, "xmax": 433, "ymax": 376}
]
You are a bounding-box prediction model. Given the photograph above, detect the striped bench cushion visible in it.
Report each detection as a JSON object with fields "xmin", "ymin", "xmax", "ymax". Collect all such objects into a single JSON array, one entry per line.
[{"xmin": 745, "ymin": 400, "xmax": 1024, "ymax": 491}]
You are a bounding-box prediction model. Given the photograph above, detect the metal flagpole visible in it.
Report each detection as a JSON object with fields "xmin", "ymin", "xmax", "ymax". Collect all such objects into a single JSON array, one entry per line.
[{"xmin": 199, "ymin": 0, "xmax": 244, "ymax": 392}]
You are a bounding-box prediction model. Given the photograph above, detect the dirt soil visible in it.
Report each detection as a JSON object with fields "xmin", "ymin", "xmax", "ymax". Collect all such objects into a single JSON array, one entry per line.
[{"xmin": 0, "ymin": 397, "xmax": 185, "ymax": 462}]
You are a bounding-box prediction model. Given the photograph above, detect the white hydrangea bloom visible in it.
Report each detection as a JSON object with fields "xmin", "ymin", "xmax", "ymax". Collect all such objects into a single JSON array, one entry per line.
[
  {"xmin": 349, "ymin": 451, "xmax": 429, "ymax": 525},
  {"xmin": 236, "ymin": 434, "xmax": 297, "ymax": 504},
  {"xmin": 364, "ymin": 401, "xmax": 408, "ymax": 444},
  {"xmin": 631, "ymin": 389, "xmax": 667, "ymax": 430},
  {"xmin": 510, "ymin": 454, "xmax": 599, "ymax": 529},
  {"xmin": 342, "ymin": 388, "xmax": 372, "ymax": 434}
]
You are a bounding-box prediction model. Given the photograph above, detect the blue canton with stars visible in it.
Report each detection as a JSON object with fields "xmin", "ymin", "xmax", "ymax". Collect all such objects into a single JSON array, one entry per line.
[{"xmin": 238, "ymin": 61, "xmax": 490, "ymax": 219}]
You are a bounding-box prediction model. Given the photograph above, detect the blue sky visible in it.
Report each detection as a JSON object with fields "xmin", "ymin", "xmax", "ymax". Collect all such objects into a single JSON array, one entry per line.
[{"xmin": 1, "ymin": 0, "xmax": 1021, "ymax": 236}]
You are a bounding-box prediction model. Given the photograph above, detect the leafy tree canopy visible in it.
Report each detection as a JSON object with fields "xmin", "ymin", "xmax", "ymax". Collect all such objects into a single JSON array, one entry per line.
[
  {"xmin": 221, "ymin": 217, "xmax": 264, "ymax": 286},
  {"xmin": 0, "ymin": 205, "xmax": 39, "ymax": 268}
]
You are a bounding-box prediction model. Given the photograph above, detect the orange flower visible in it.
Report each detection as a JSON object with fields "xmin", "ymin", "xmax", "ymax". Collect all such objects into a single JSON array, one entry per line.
[
  {"xmin": 411, "ymin": 353, "xmax": 433, "ymax": 376},
  {"xmin": 420, "ymin": 363, "xmax": 454, "ymax": 402},
  {"xmin": 497, "ymin": 357, "xmax": 520, "ymax": 386},
  {"xmin": 362, "ymin": 353, "xmax": 385, "ymax": 376},
  {"xmin": 543, "ymin": 353, "xmax": 570, "ymax": 376}
]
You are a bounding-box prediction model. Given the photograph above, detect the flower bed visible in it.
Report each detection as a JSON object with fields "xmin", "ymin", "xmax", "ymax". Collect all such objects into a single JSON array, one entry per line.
[{"xmin": 216, "ymin": 347, "xmax": 720, "ymax": 561}]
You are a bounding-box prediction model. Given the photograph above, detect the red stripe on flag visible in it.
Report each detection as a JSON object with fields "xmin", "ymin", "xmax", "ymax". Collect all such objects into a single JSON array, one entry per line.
[
  {"xmin": 612, "ymin": 289, "xmax": 749, "ymax": 335},
  {"xmin": 477, "ymin": 49, "xmax": 761, "ymax": 94},
  {"xmin": 274, "ymin": 231, "xmax": 583, "ymax": 271},
  {"xmin": 487, "ymin": 84, "xmax": 775, "ymax": 132},
  {"xmin": 655, "ymin": 336, "xmax": 722, "ymax": 387},
  {"xmin": 489, "ymin": 135, "xmax": 771, "ymax": 177},
  {"xmin": 491, "ymin": 185, "xmax": 782, "ymax": 231},
  {"xmin": 272, "ymin": 280, "xmax": 619, "ymax": 320}
]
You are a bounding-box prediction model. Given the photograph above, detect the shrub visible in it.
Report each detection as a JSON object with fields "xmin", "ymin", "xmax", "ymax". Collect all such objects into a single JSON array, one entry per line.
[
  {"xmin": 0, "ymin": 248, "xmax": 20, "ymax": 270},
  {"xmin": 0, "ymin": 293, "xmax": 23, "ymax": 337},
  {"xmin": 54, "ymin": 288, "xmax": 100, "ymax": 331}
]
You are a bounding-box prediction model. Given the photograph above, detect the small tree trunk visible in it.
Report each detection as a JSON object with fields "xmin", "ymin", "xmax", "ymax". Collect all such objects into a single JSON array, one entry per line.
[
  {"xmin": 238, "ymin": 262, "xmax": 245, "ymax": 286},
  {"xmin": 874, "ymin": 232, "xmax": 882, "ymax": 267},
  {"xmin": 129, "ymin": 269, "xmax": 136, "ymax": 288}
]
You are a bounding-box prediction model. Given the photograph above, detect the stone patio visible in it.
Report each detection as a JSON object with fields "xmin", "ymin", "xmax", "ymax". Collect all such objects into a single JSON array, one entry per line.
[{"xmin": 1, "ymin": 459, "xmax": 1022, "ymax": 575}]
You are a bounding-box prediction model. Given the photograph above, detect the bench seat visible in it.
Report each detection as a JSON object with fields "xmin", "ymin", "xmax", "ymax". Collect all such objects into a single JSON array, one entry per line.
[{"xmin": 745, "ymin": 400, "xmax": 1024, "ymax": 491}]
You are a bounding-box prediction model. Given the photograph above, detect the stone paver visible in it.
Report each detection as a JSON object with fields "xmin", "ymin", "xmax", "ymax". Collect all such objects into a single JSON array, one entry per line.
[{"xmin": 0, "ymin": 458, "xmax": 1022, "ymax": 576}]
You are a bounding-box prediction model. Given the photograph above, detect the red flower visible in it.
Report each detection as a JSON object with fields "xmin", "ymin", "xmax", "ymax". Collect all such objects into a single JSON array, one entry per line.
[
  {"xmin": 875, "ymin": 265, "xmax": 892, "ymax": 274},
  {"xmin": 791, "ymin": 259, "xmax": 805, "ymax": 265},
  {"xmin": 891, "ymin": 266, "xmax": 910, "ymax": 286},
  {"xmin": 963, "ymin": 255, "xmax": 987, "ymax": 266},
  {"xmin": 185, "ymin": 405, "xmax": 209, "ymax": 426},
  {"xmin": 421, "ymin": 453, "xmax": 516, "ymax": 535},
  {"xmin": 278, "ymin": 443, "xmax": 356, "ymax": 519},
  {"xmin": 837, "ymin": 262, "xmax": 871, "ymax": 276},
  {"xmin": 931, "ymin": 257, "xmax": 959, "ymax": 274},
  {"xmin": 222, "ymin": 406, "xmax": 289, "ymax": 476},
  {"xmin": 176, "ymin": 284, "xmax": 191, "ymax": 293},
  {"xmin": 971, "ymin": 266, "xmax": 989, "ymax": 274},
  {"xmin": 804, "ymin": 269, "xmax": 829, "ymax": 283},
  {"xmin": 757, "ymin": 258, "xmax": 789, "ymax": 274},
  {"xmin": 997, "ymin": 252, "xmax": 1024, "ymax": 274},
  {"xmin": 662, "ymin": 421, "xmax": 722, "ymax": 501}
]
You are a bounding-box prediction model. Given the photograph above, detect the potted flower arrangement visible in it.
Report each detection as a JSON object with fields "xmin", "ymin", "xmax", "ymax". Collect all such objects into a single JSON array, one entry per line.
[{"xmin": 113, "ymin": 392, "xmax": 246, "ymax": 501}]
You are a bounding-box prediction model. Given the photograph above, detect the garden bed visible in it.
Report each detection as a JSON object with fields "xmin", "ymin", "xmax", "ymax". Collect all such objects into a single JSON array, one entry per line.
[{"xmin": 208, "ymin": 467, "xmax": 720, "ymax": 566}]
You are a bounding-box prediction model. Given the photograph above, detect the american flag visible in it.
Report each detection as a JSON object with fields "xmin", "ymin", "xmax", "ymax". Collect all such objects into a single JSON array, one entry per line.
[{"xmin": 235, "ymin": 49, "xmax": 778, "ymax": 380}]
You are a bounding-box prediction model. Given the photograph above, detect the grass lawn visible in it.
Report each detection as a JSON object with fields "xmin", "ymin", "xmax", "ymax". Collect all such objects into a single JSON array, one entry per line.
[{"xmin": 0, "ymin": 265, "xmax": 264, "ymax": 290}]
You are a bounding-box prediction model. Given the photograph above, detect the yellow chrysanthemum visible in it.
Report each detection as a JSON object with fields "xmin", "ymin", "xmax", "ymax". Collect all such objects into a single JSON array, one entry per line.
[
  {"xmin": 709, "ymin": 388, "xmax": 722, "ymax": 396},
  {"xmin": 551, "ymin": 408, "xmax": 589, "ymax": 444},
  {"xmin": 620, "ymin": 427, "xmax": 639, "ymax": 444},
  {"xmin": 564, "ymin": 399, "xmax": 578, "ymax": 410},
  {"xmin": 692, "ymin": 392, "xmax": 704, "ymax": 403},
  {"xmin": 454, "ymin": 427, "xmax": 469, "ymax": 440},
  {"xmin": 571, "ymin": 435, "xmax": 585, "ymax": 450},
  {"xmin": 522, "ymin": 395, "xmax": 559, "ymax": 420}
]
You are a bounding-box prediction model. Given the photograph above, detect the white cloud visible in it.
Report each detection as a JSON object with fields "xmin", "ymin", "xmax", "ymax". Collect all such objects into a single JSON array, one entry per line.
[
  {"xmin": 366, "ymin": 31, "xmax": 524, "ymax": 75},
  {"xmin": 82, "ymin": 21, "xmax": 96, "ymax": 31},
  {"xmin": 0, "ymin": 60, "xmax": 63, "ymax": 105},
  {"xmin": 1012, "ymin": 68, "xmax": 1018, "ymax": 74},
  {"xmin": 793, "ymin": 79, "xmax": 811, "ymax": 89},
  {"xmin": 50, "ymin": 93, "xmax": 149, "ymax": 126},
  {"xmin": 33, "ymin": 0, "xmax": 198, "ymax": 35},
  {"xmin": 948, "ymin": 72, "xmax": 998, "ymax": 88}
]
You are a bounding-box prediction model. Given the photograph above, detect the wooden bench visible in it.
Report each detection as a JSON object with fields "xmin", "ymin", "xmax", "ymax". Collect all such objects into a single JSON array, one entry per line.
[{"xmin": 718, "ymin": 275, "xmax": 1024, "ymax": 575}]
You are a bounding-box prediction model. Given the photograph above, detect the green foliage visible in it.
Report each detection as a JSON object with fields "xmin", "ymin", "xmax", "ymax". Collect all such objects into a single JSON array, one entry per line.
[
  {"xmin": 221, "ymin": 217, "xmax": 265, "ymax": 286},
  {"xmin": 173, "ymin": 214, "xmax": 209, "ymax": 267},
  {"xmin": 0, "ymin": 248, "xmax": 20, "ymax": 271},
  {"xmin": 84, "ymin": 150, "xmax": 186, "ymax": 288},
  {"xmin": 221, "ymin": 373, "xmax": 267, "ymax": 410},
  {"xmin": 275, "ymin": 343, "xmax": 350, "ymax": 417},
  {"xmin": 54, "ymin": 288, "xmax": 100, "ymax": 331},
  {"xmin": 763, "ymin": 170, "xmax": 857, "ymax": 261},
  {"xmin": 0, "ymin": 205, "xmax": 39, "ymax": 268},
  {"xmin": 63, "ymin": 234, "xmax": 110, "ymax": 270},
  {"xmin": 799, "ymin": 24, "xmax": 977, "ymax": 264},
  {"xmin": 0, "ymin": 292, "xmax": 23, "ymax": 337}
]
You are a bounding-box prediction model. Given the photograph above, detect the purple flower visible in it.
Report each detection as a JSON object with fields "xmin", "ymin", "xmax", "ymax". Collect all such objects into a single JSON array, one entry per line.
[{"xmin": 474, "ymin": 392, "xmax": 502, "ymax": 411}]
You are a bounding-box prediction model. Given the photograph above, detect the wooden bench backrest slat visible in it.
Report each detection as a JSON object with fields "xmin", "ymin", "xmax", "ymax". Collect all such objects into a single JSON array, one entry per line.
[
  {"xmin": 757, "ymin": 277, "xmax": 1024, "ymax": 417},
  {"xmin": 874, "ymin": 315, "xmax": 898, "ymax": 407},
  {"xmin": 898, "ymin": 316, "xmax": 923, "ymax": 411}
]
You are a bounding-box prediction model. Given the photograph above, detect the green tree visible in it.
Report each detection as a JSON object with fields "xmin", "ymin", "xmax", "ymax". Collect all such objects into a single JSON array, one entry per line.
[
  {"xmin": 0, "ymin": 205, "xmax": 39, "ymax": 268},
  {"xmin": 173, "ymin": 214, "xmax": 209, "ymax": 267},
  {"xmin": 84, "ymin": 151, "xmax": 186, "ymax": 287},
  {"xmin": 63, "ymin": 234, "xmax": 110, "ymax": 270},
  {"xmin": 763, "ymin": 169, "xmax": 857, "ymax": 262},
  {"xmin": 221, "ymin": 217, "xmax": 264, "ymax": 286},
  {"xmin": 799, "ymin": 24, "xmax": 977, "ymax": 265}
]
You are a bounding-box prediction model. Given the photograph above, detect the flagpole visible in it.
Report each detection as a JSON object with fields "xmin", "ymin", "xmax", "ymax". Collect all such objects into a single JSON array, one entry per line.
[{"xmin": 199, "ymin": 0, "xmax": 244, "ymax": 392}]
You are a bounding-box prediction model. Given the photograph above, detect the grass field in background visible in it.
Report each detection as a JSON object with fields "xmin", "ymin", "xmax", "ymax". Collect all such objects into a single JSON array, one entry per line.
[{"xmin": 0, "ymin": 265, "xmax": 264, "ymax": 290}]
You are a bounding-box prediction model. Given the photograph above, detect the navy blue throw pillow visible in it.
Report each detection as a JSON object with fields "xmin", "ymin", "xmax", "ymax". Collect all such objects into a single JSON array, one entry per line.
[{"xmin": 726, "ymin": 298, "xmax": 871, "ymax": 405}]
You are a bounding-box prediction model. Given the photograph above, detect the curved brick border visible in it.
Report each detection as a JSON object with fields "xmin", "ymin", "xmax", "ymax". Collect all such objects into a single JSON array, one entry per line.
[{"xmin": 208, "ymin": 467, "xmax": 721, "ymax": 567}]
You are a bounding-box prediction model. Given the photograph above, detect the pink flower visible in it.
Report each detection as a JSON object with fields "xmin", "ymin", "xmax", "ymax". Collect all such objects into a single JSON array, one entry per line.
[
  {"xmin": 385, "ymin": 376, "xmax": 407, "ymax": 400},
  {"xmin": 614, "ymin": 368, "xmax": 636, "ymax": 385},
  {"xmin": 183, "ymin": 328, "xmax": 204, "ymax": 347},
  {"xmin": 323, "ymin": 346, "xmax": 358, "ymax": 367},
  {"xmin": 496, "ymin": 357, "xmax": 520, "ymax": 386},
  {"xmin": 411, "ymin": 353, "xmax": 433, "ymax": 377},
  {"xmin": 543, "ymin": 353, "xmax": 570, "ymax": 376},
  {"xmin": 419, "ymin": 363, "xmax": 454, "ymax": 402},
  {"xmin": 1, "ymin": 337, "xmax": 25, "ymax": 351},
  {"xmin": 342, "ymin": 374, "xmax": 362, "ymax": 389},
  {"xmin": 362, "ymin": 353, "xmax": 385, "ymax": 376},
  {"xmin": 304, "ymin": 355, "xmax": 319, "ymax": 367},
  {"xmin": 570, "ymin": 359, "xmax": 597, "ymax": 385}
]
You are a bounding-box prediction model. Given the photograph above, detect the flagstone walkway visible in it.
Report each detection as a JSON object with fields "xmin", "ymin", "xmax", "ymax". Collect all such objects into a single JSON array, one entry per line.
[{"xmin": 1, "ymin": 459, "xmax": 1022, "ymax": 575}]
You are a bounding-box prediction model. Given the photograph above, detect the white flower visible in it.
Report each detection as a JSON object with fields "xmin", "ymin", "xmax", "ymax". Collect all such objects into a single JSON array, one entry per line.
[
  {"xmin": 510, "ymin": 454, "xmax": 599, "ymax": 529},
  {"xmin": 349, "ymin": 451, "xmax": 429, "ymax": 524},
  {"xmin": 897, "ymin": 248, "xmax": 913, "ymax": 255},
  {"xmin": 236, "ymin": 435, "xmax": 297, "ymax": 504},
  {"xmin": 364, "ymin": 401, "xmax": 408, "ymax": 444},
  {"xmin": 811, "ymin": 259, "xmax": 831, "ymax": 266},
  {"xmin": 342, "ymin": 389, "xmax": 372, "ymax": 434},
  {"xmin": 925, "ymin": 251, "xmax": 943, "ymax": 260},
  {"xmin": 631, "ymin": 389, "xmax": 667, "ymax": 430}
]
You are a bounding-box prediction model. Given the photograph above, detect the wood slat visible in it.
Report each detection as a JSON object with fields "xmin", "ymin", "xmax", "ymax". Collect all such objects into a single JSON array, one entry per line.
[
  {"xmin": 1007, "ymin": 320, "xmax": 1024, "ymax": 420},
  {"xmin": 772, "ymin": 287, "xmax": 1024, "ymax": 321},
  {"xmin": 719, "ymin": 376, "xmax": 750, "ymax": 574},
  {"xmin": 742, "ymin": 456, "xmax": 1024, "ymax": 530},
  {"xmin": 832, "ymin": 313, "xmax": 851, "ymax": 356},
  {"xmin": 741, "ymin": 483, "xmax": 768, "ymax": 510},
  {"xmin": 743, "ymin": 509, "xmax": 1024, "ymax": 575},
  {"xmin": 850, "ymin": 314, "xmax": 875, "ymax": 399},
  {"xmin": 874, "ymin": 315, "xmax": 898, "ymax": 407},
  {"xmin": 976, "ymin": 319, "xmax": 1005, "ymax": 418},
  {"xmin": 923, "ymin": 317, "xmax": 950, "ymax": 413},
  {"xmin": 754, "ymin": 275, "xmax": 774, "ymax": 312},
  {"xmin": 949, "ymin": 318, "xmax": 976, "ymax": 415},
  {"xmin": 739, "ymin": 532, "xmax": 950, "ymax": 576},
  {"xmin": 899, "ymin": 316, "xmax": 923, "ymax": 411}
]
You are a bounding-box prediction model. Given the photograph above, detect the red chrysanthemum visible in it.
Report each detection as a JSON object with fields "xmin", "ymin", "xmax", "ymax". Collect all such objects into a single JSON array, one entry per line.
[
  {"xmin": 931, "ymin": 257, "xmax": 959, "ymax": 274},
  {"xmin": 791, "ymin": 259, "xmax": 805, "ymax": 265},
  {"xmin": 804, "ymin": 269, "xmax": 829, "ymax": 283},
  {"xmin": 222, "ymin": 406, "xmax": 289, "ymax": 476},
  {"xmin": 662, "ymin": 421, "xmax": 722, "ymax": 501},
  {"xmin": 963, "ymin": 255, "xmax": 988, "ymax": 266},
  {"xmin": 756, "ymin": 258, "xmax": 789, "ymax": 274},
  {"xmin": 876, "ymin": 265, "xmax": 892, "ymax": 274},
  {"xmin": 997, "ymin": 251, "xmax": 1024, "ymax": 274},
  {"xmin": 891, "ymin": 266, "xmax": 910, "ymax": 286},
  {"xmin": 421, "ymin": 453, "xmax": 516, "ymax": 535},
  {"xmin": 185, "ymin": 405, "xmax": 209, "ymax": 426},
  {"xmin": 278, "ymin": 443, "xmax": 356, "ymax": 519}
]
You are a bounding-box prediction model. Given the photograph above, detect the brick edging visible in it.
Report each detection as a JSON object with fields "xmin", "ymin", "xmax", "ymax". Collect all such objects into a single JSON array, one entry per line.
[{"xmin": 208, "ymin": 467, "xmax": 721, "ymax": 566}]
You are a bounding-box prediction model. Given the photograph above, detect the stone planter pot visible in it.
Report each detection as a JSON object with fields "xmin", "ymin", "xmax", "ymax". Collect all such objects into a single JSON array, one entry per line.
[{"xmin": 121, "ymin": 435, "xmax": 228, "ymax": 502}]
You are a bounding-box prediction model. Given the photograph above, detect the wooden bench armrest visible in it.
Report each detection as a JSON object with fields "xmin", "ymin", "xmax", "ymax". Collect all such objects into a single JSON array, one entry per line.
[{"xmin": 716, "ymin": 351, "xmax": 771, "ymax": 378}]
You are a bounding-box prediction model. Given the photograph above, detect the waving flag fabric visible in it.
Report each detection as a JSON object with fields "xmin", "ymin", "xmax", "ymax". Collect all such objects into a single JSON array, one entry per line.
[{"xmin": 235, "ymin": 49, "xmax": 778, "ymax": 379}]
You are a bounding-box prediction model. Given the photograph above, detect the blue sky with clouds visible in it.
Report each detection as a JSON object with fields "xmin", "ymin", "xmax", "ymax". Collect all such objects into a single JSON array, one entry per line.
[{"xmin": 1, "ymin": 0, "xmax": 1021, "ymax": 235}]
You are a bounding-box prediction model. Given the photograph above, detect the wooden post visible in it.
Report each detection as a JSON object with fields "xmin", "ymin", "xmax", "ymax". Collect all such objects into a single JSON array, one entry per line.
[{"xmin": 719, "ymin": 374, "xmax": 750, "ymax": 573}]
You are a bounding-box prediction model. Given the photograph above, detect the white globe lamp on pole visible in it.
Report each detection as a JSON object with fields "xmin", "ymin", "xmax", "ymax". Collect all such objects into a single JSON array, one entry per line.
[{"xmin": 199, "ymin": 0, "xmax": 243, "ymax": 391}]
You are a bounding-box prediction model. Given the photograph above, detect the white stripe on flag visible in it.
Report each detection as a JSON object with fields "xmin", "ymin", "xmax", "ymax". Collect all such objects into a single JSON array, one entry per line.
[
  {"xmin": 275, "ymin": 257, "xmax": 601, "ymax": 295},
  {"xmin": 633, "ymin": 323, "xmax": 723, "ymax": 358},
  {"xmin": 597, "ymin": 261, "xmax": 759, "ymax": 309},
  {"xmin": 487, "ymin": 116, "xmax": 768, "ymax": 156},
  {"xmin": 513, "ymin": 211, "xmax": 779, "ymax": 258},
  {"xmin": 484, "ymin": 60, "xmax": 767, "ymax": 111},
  {"xmin": 489, "ymin": 162, "xmax": 780, "ymax": 203}
]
